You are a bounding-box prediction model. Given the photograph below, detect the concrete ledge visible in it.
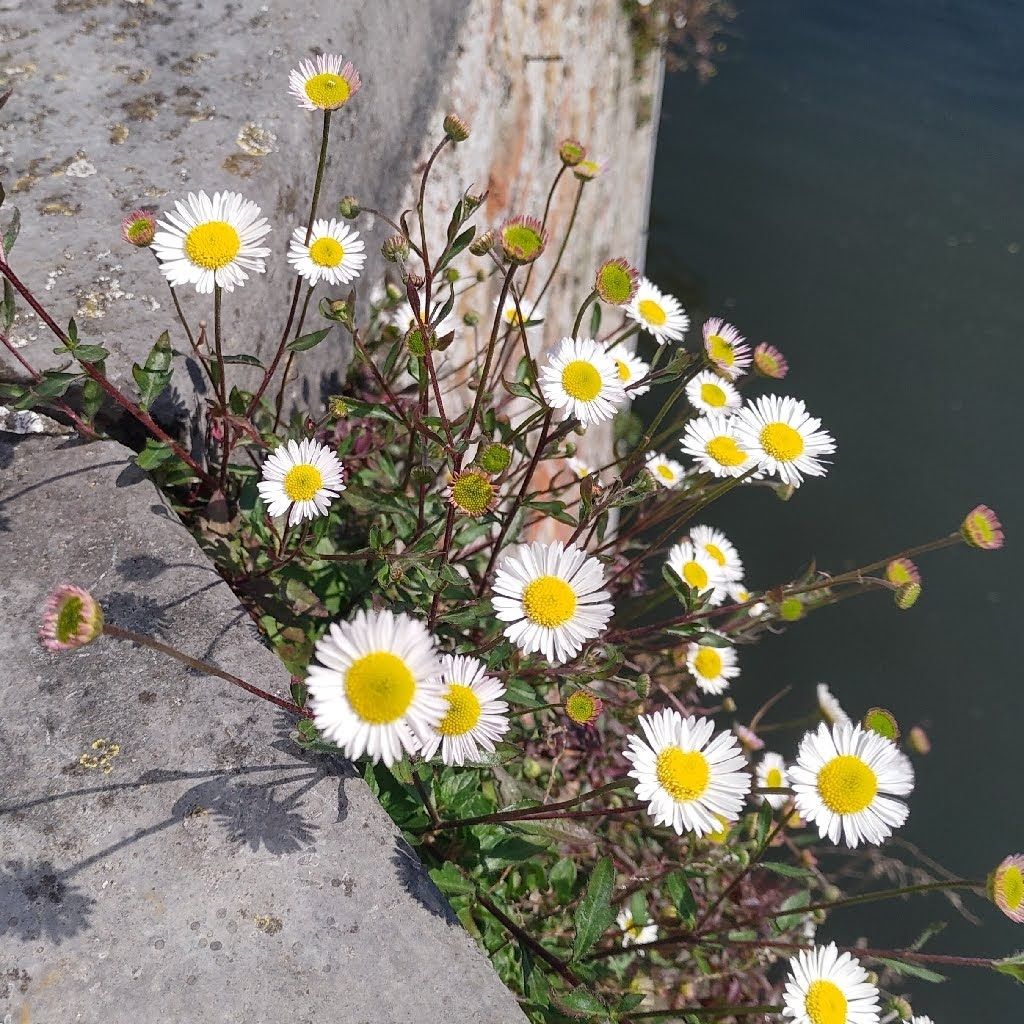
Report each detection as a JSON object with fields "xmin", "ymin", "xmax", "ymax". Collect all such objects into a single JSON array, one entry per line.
[{"xmin": 0, "ymin": 433, "xmax": 526, "ymax": 1023}]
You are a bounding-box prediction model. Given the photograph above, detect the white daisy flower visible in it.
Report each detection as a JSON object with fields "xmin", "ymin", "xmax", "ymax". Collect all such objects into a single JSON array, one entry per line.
[
  {"xmin": 727, "ymin": 581, "xmax": 767, "ymax": 617},
  {"xmin": 499, "ymin": 295, "xmax": 544, "ymax": 329},
  {"xmin": 288, "ymin": 218, "xmax": 366, "ymax": 286},
  {"xmin": 732, "ymin": 395, "xmax": 837, "ymax": 486},
  {"xmin": 646, "ymin": 451, "xmax": 685, "ymax": 488},
  {"xmin": 566, "ymin": 456, "xmax": 595, "ymax": 480},
  {"xmin": 288, "ymin": 53, "xmax": 361, "ymax": 111},
  {"xmin": 667, "ymin": 539, "xmax": 727, "ymax": 606},
  {"xmin": 757, "ymin": 752, "xmax": 790, "ymax": 809},
  {"xmin": 420, "ymin": 654, "xmax": 510, "ymax": 766},
  {"xmin": 306, "ymin": 608, "xmax": 445, "ymax": 766},
  {"xmin": 491, "ymin": 540, "xmax": 614, "ymax": 665},
  {"xmin": 817, "ymin": 683, "xmax": 851, "ymax": 726},
  {"xmin": 626, "ymin": 277, "xmax": 690, "ymax": 345},
  {"xmin": 790, "ymin": 722, "xmax": 915, "ymax": 848},
  {"xmin": 686, "ymin": 635, "xmax": 739, "ymax": 694},
  {"xmin": 681, "ymin": 413, "xmax": 759, "ymax": 478},
  {"xmin": 616, "ymin": 906, "xmax": 657, "ymax": 948},
  {"xmin": 539, "ymin": 337, "xmax": 628, "ymax": 426},
  {"xmin": 782, "ymin": 942, "xmax": 880, "ymax": 1024},
  {"xmin": 257, "ymin": 438, "xmax": 345, "ymax": 526},
  {"xmin": 689, "ymin": 524, "xmax": 744, "ymax": 583},
  {"xmin": 685, "ymin": 369, "xmax": 742, "ymax": 415},
  {"xmin": 607, "ymin": 343, "xmax": 651, "ymax": 397},
  {"xmin": 624, "ymin": 709, "xmax": 752, "ymax": 837},
  {"xmin": 702, "ymin": 317, "xmax": 752, "ymax": 380},
  {"xmin": 152, "ymin": 190, "xmax": 271, "ymax": 294},
  {"xmin": 902, "ymin": 1018, "xmax": 934, "ymax": 1024}
]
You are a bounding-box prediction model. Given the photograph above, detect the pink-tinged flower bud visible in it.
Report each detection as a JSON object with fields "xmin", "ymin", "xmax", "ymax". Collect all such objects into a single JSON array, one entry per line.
[
  {"xmin": 121, "ymin": 209, "xmax": 156, "ymax": 248},
  {"xmin": 39, "ymin": 584, "xmax": 104, "ymax": 652},
  {"xmin": 753, "ymin": 342, "xmax": 789, "ymax": 379},
  {"xmin": 443, "ymin": 113, "xmax": 470, "ymax": 143},
  {"xmin": 564, "ymin": 689, "xmax": 603, "ymax": 726},
  {"xmin": 558, "ymin": 138, "xmax": 586, "ymax": 166},
  {"xmin": 907, "ymin": 725, "xmax": 931, "ymax": 755},
  {"xmin": 499, "ymin": 216, "xmax": 548, "ymax": 264},
  {"xmin": 894, "ymin": 581, "xmax": 921, "ymax": 609},
  {"xmin": 595, "ymin": 258, "xmax": 639, "ymax": 306},
  {"xmin": 989, "ymin": 854, "xmax": 1024, "ymax": 923},
  {"xmin": 961, "ymin": 504, "xmax": 1004, "ymax": 550},
  {"xmin": 885, "ymin": 557, "xmax": 921, "ymax": 586}
]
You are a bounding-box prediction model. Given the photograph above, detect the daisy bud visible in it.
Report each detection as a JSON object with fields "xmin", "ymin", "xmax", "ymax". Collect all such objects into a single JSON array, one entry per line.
[
  {"xmin": 469, "ymin": 229, "xmax": 495, "ymax": 256},
  {"xmin": 381, "ymin": 234, "xmax": 410, "ymax": 263},
  {"xmin": 564, "ymin": 689, "xmax": 603, "ymax": 726},
  {"xmin": 635, "ymin": 672, "xmax": 651, "ymax": 698},
  {"xmin": 774, "ymin": 483, "xmax": 796, "ymax": 501},
  {"xmin": 499, "ymin": 215, "xmax": 547, "ymax": 264},
  {"xmin": 573, "ymin": 157, "xmax": 605, "ymax": 182},
  {"xmin": 894, "ymin": 581, "xmax": 921, "ymax": 609},
  {"xmin": 989, "ymin": 854, "xmax": 1024, "ymax": 923},
  {"xmin": 405, "ymin": 270, "xmax": 425, "ymax": 290},
  {"xmin": 778, "ymin": 597, "xmax": 804, "ymax": 621},
  {"xmin": 476, "ymin": 442, "xmax": 512, "ymax": 475},
  {"xmin": 327, "ymin": 396, "xmax": 350, "ymax": 419},
  {"xmin": 753, "ymin": 342, "xmax": 789, "ymax": 379},
  {"xmin": 721, "ymin": 697, "xmax": 737, "ymax": 713},
  {"xmin": 120, "ymin": 208, "xmax": 156, "ymax": 248},
  {"xmin": 595, "ymin": 257, "xmax": 639, "ymax": 306},
  {"xmin": 961, "ymin": 504, "xmax": 1004, "ymax": 550},
  {"xmin": 462, "ymin": 311, "xmax": 479, "ymax": 326},
  {"xmin": 863, "ymin": 707, "xmax": 900, "ymax": 741},
  {"xmin": 888, "ymin": 998, "xmax": 913, "ymax": 1021},
  {"xmin": 442, "ymin": 267, "xmax": 459, "ymax": 284},
  {"xmin": 447, "ymin": 468, "xmax": 498, "ymax": 518},
  {"xmin": 405, "ymin": 324, "xmax": 433, "ymax": 356},
  {"xmin": 558, "ymin": 138, "xmax": 586, "ymax": 166},
  {"xmin": 39, "ymin": 584, "xmax": 104, "ymax": 652},
  {"xmin": 885, "ymin": 557, "xmax": 921, "ymax": 586},
  {"xmin": 443, "ymin": 112, "xmax": 471, "ymax": 143},
  {"xmin": 463, "ymin": 192, "xmax": 485, "ymax": 214},
  {"xmin": 733, "ymin": 723, "xmax": 764, "ymax": 752},
  {"xmin": 338, "ymin": 195, "xmax": 360, "ymax": 219},
  {"xmin": 385, "ymin": 281, "xmax": 404, "ymax": 302},
  {"xmin": 907, "ymin": 725, "xmax": 931, "ymax": 755}
]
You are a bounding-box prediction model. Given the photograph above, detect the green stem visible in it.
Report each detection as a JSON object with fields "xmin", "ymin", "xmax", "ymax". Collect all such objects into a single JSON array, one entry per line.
[{"xmin": 629, "ymin": 1007, "xmax": 783, "ymax": 1020}]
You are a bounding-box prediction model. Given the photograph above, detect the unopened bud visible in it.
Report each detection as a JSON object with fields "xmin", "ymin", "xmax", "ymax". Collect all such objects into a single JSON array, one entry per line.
[
  {"xmin": 327, "ymin": 396, "xmax": 350, "ymax": 419},
  {"xmin": 635, "ymin": 673, "xmax": 651, "ymax": 699},
  {"xmin": 443, "ymin": 113, "xmax": 471, "ymax": 143},
  {"xmin": 381, "ymin": 234, "xmax": 410, "ymax": 262},
  {"xmin": 908, "ymin": 725, "xmax": 931, "ymax": 755},
  {"xmin": 558, "ymin": 138, "xmax": 586, "ymax": 166},
  {"xmin": 338, "ymin": 195, "xmax": 360, "ymax": 218},
  {"xmin": 469, "ymin": 229, "xmax": 496, "ymax": 257},
  {"xmin": 778, "ymin": 597, "xmax": 804, "ymax": 621},
  {"xmin": 863, "ymin": 707, "xmax": 900, "ymax": 741},
  {"xmin": 462, "ymin": 310, "xmax": 479, "ymax": 327},
  {"xmin": 442, "ymin": 266, "xmax": 459, "ymax": 283},
  {"xmin": 894, "ymin": 581, "xmax": 921, "ymax": 609},
  {"xmin": 121, "ymin": 209, "xmax": 156, "ymax": 247},
  {"xmin": 721, "ymin": 696, "xmax": 737, "ymax": 713}
]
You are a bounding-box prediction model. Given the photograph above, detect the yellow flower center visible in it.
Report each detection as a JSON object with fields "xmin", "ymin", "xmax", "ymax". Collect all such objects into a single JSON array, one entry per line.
[
  {"xmin": 615, "ymin": 359, "xmax": 632, "ymax": 381},
  {"xmin": 309, "ymin": 236, "xmax": 344, "ymax": 268},
  {"xmin": 304, "ymin": 72, "xmax": 351, "ymax": 109},
  {"xmin": 656, "ymin": 464, "xmax": 675, "ymax": 481},
  {"xmin": 700, "ymin": 381, "xmax": 727, "ymax": 407},
  {"xmin": 638, "ymin": 298, "xmax": 667, "ymax": 326},
  {"xmin": 655, "ymin": 746, "xmax": 710, "ymax": 802},
  {"xmin": 344, "ymin": 651, "xmax": 415, "ymax": 724},
  {"xmin": 561, "ymin": 360, "xmax": 603, "ymax": 401},
  {"xmin": 521, "ymin": 575, "xmax": 577, "ymax": 628},
  {"xmin": 283, "ymin": 463, "xmax": 324, "ymax": 502},
  {"xmin": 804, "ymin": 979, "xmax": 848, "ymax": 1024},
  {"xmin": 184, "ymin": 220, "xmax": 241, "ymax": 270},
  {"xmin": 436, "ymin": 683, "xmax": 482, "ymax": 736},
  {"xmin": 706, "ymin": 334, "xmax": 735, "ymax": 365},
  {"xmin": 760, "ymin": 422, "xmax": 805, "ymax": 461},
  {"xmin": 704, "ymin": 543, "xmax": 726, "ymax": 566},
  {"xmin": 706, "ymin": 435, "xmax": 747, "ymax": 467},
  {"xmin": 693, "ymin": 647, "xmax": 722, "ymax": 678},
  {"xmin": 681, "ymin": 560, "xmax": 709, "ymax": 590},
  {"xmin": 504, "ymin": 308, "xmax": 526, "ymax": 326},
  {"xmin": 1000, "ymin": 866, "xmax": 1024, "ymax": 910},
  {"xmin": 451, "ymin": 471, "xmax": 495, "ymax": 516},
  {"xmin": 817, "ymin": 754, "xmax": 878, "ymax": 815},
  {"xmin": 765, "ymin": 767, "xmax": 784, "ymax": 788}
]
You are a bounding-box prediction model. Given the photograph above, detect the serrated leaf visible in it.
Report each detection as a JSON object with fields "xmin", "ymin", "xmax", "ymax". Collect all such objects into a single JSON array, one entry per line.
[
  {"xmin": 994, "ymin": 951, "xmax": 1024, "ymax": 985},
  {"xmin": 286, "ymin": 326, "xmax": 332, "ymax": 352},
  {"xmin": 572, "ymin": 856, "xmax": 615, "ymax": 961}
]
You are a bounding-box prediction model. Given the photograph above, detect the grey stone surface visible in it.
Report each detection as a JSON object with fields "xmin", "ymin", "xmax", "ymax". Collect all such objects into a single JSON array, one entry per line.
[{"xmin": 0, "ymin": 433, "xmax": 527, "ymax": 1023}]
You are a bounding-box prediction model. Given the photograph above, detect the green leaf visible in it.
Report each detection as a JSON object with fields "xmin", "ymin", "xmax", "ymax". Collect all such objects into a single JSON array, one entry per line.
[
  {"xmin": 2, "ymin": 277, "xmax": 15, "ymax": 330},
  {"xmin": 131, "ymin": 331, "xmax": 173, "ymax": 410},
  {"xmin": 877, "ymin": 957, "xmax": 946, "ymax": 983},
  {"xmin": 759, "ymin": 861, "xmax": 814, "ymax": 880},
  {"xmin": 994, "ymin": 951, "xmax": 1024, "ymax": 986},
  {"xmin": 550, "ymin": 857, "xmax": 577, "ymax": 903},
  {"xmin": 286, "ymin": 326, "xmax": 332, "ymax": 352},
  {"xmin": 589, "ymin": 301, "xmax": 601, "ymax": 337},
  {"xmin": 135, "ymin": 439, "xmax": 174, "ymax": 470},
  {"xmin": 555, "ymin": 987, "xmax": 608, "ymax": 1019},
  {"xmin": 222, "ymin": 353, "xmax": 265, "ymax": 367},
  {"xmin": 34, "ymin": 371, "xmax": 80, "ymax": 399},
  {"xmin": 3, "ymin": 206, "xmax": 20, "ymax": 253},
  {"xmin": 754, "ymin": 800, "xmax": 774, "ymax": 847},
  {"xmin": 436, "ymin": 226, "xmax": 475, "ymax": 272},
  {"xmin": 572, "ymin": 856, "xmax": 615, "ymax": 961},
  {"xmin": 428, "ymin": 863, "xmax": 475, "ymax": 897},
  {"xmin": 72, "ymin": 344, "xmax": 110, "ymax": 363},
  {"xmin": 665, "ymin": 870, "xmax": 697, "ymax": 925},
  {"xmin": 773, "ymin": 889, "xmax": 811, "ymax": 932},
  {"xmin": 483, "ymin": 836, "xmax": 549, "ymax": 863}
]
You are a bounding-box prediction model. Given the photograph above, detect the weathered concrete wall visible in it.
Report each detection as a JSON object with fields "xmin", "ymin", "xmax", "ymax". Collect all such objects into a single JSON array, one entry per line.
[{"xmin": 0, "ymin": 432, "xmax": 527, "ymax": 1023}]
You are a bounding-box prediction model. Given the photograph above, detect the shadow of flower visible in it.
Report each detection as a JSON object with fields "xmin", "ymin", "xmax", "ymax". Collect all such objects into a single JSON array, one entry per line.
[{"xmin": 0, "ymin": 858, "xmax": 96, "ymax": 944}]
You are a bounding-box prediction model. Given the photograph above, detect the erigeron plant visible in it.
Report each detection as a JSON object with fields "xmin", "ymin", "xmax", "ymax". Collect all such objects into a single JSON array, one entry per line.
[{"xmin": 3, "ymin": 52, "xmax": 1020, "ymax": 1024}]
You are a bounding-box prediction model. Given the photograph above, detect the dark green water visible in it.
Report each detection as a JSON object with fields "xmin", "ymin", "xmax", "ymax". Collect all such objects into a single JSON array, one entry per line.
[{"xmin": 647, "ymin": 1, "xmax": 1022, "ymax": 1015}]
